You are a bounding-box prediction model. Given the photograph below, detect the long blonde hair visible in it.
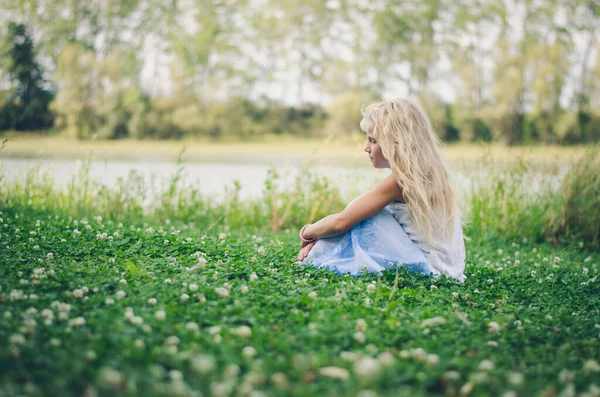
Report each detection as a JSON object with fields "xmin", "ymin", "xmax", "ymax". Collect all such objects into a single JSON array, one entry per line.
[{"xmin": 359, "ymin": 98, "xmax": 458, "ymax": 248}]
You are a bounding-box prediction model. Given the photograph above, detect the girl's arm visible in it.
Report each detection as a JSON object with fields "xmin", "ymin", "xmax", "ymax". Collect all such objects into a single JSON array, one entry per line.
[{"xmin": 302, "ymin": 174, "xmax": 404, "ymax": 240}]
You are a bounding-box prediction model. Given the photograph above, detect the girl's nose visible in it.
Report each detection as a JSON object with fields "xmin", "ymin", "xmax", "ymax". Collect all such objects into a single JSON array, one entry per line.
[{"xmin": 364, "ymin": 144, "xmax": 369, "ymax": 153}]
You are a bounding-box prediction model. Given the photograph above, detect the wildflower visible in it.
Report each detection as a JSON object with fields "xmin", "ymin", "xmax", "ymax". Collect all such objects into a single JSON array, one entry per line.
[
  {"xmin": 584, "ymin": 360, "xmax": 600, "ymax": 374},
  {"xmin": 559, "ymin": 369, "xmax": 574, "ymax": 384},
  {"xmin": 308, "ymin": 291, "xmax": 318, "ymax": 299},
  {"xmin": 366, "ymin": 283, "xmax": 376, "ymax": 294},
  {"xmin": 189, "ymin": 283, "xmax": 198, "ymax": 291},
  {"xmin": 119, "ymin": 279, "xmax": 127, "ymax": 286},
  {"xmin": 583, "ymin": 268, "xmax": 589, "ymax": 276},
  {"xmin": 257, "ymin": 246, "xmax": 265, "ymax": 254},
  {"xmin": 98, "ymin": 368, "xmax": 123, "ymax": 389},
  {"xmin": 10, "ymin": 334, "xmax": 25, "ymax": 346},
  {"xmin": 180, "ymin": 293, "xmax": 190, "ymax": 301},
  {"xmin": 497, "ymin": 249, "xmax": 503, "ymax": 255},
  {"xmin": 355, "ymin": 319, "xmax": 367, "ymax": 332},
  {"xmin": 488, "ymin": 321, "xmax": 501, "ymax": 333},
  {"xmin": 460, "ymin": 382, "xmax": 474, "ymax": 395},
  {"xmin": 319, "ymin": 366, "xmax": 350, "ymax": 380},
  {"xmin": 249, "ymin": 272, "xmax": 258, "ymax": 282},
  {"xmin": 421, "ymin": 316, "xmax": 447, "ymax": 327},
  {"xmin": 508, "ymin": 372, "xmax": 524, "ymax": 386},
  {"xmin": 69, "ymin": 317, "xmax": 86, "ymax": 327},
  {"xmin": 105, "ymin": 298, "xmax": 115, "ymax": 305},
  {"xmin": 33, "ymin": 245, "xmax": 40, "ymax": 250},
  {"xmin": 134, "ymin": 339, "xmax": 145, "ymax": 349},
  {"xmin": 155, "ymin": 310, "xmax": 166, "ymax": 321},
  {"xmin": 426, "ymin": 354, "xmax": 440, "ymax": 368},
  {"xmin": 186, "ymin": 322, "xmax": 199, "ymax": 332},
  {"xmin": 147, "ymin": 298, "xmax": 157, "ymax": 305},
  {"xmin": 163, "ymin": 240, "xmax": 169, "ymax": 246},
  {"xmin": 219, "ymin": 233, "xmax": 227, "ymax": 240},
  {"xmin": 353, "ymin": 356, "xmax": 380, "ymax": 378},
  {"xmin": 116, "ymin": 290, "xmax": 126, "ymax": 299},
  {"xmin": 215, "ymin": 287, "xmax": 229, "ymax": 297},
  {"xmin": 190, "ymin": 354, "xmax": 215, "ymax": 374},
  {"xmin": 353, "ymin": 331, "xmax": 366, "ymax": 343},
  {"xmin": 240, "ymin": 284, "xmax": 249, "ymax": 294},
  {"xmin": 47, "ymin": 253, "xmax": 53, "ymax": 260},
  {"xmin": 479, "ymin": 360, "xmax": 495, "ymax": 371},
  {"xmin": 241, "ymin": 346, "xmax": 256, "ymax": 359},
  {"xmin": 235, "ymin": 325, "xmax": 252, "ymax": 339}
]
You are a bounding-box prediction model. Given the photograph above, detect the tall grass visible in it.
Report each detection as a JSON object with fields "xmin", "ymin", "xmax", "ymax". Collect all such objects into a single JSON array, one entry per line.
[
  {"xmin": 1, "ymin": 146, "xmax": 598, "ymax": 249},
  {"xmin": 464, "ymin": 146, "xmax": 599, "ymax": 248}
]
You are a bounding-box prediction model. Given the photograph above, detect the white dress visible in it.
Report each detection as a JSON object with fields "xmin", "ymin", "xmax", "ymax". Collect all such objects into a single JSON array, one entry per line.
[{"xmin": 301, "ymin": 199, "xmax": 467, "ymax": 282}]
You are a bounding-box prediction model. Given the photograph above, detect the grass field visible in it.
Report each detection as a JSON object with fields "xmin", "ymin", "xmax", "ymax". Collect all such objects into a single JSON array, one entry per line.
[
  {"xmin": 1, "ymin": 140, "xmax": 599, "ymax": 396},
  {"xmin": 1, "ymin": 204, "xmax": 599, "ymax": 397}
]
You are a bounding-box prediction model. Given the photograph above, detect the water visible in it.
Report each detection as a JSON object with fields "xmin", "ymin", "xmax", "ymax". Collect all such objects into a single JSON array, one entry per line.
[
  {"xmin": 0, "ymin": 157, "xmax": 389, "ymax": 202},
  {"xmin": 0, "ymin": 157, "xmax": 566, "ymax": 204}
]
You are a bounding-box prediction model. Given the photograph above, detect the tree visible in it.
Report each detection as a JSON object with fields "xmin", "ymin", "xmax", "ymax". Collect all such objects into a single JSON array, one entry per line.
[{"xmin": 0, "ymin": 22, "xmax": 54, "ymax": 131}]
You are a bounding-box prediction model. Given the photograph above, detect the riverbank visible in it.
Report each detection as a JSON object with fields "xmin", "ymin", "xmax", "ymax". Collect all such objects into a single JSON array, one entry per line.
[{"xmin": 0, "ymin": 134, "xmax": 591, "ymax": 164}]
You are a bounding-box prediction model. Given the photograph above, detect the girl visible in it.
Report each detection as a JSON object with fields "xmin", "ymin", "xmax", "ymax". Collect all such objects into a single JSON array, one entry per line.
[{"xmin": 297, "ymin": 98, "xmax": 467, "ymax": 282}]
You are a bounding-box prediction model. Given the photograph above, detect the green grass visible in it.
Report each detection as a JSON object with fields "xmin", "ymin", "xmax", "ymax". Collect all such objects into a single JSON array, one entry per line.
[
  {"xmin": 0, "ymin": 204, "xmax": 599, "ymax": 396},
  {"xmin": 1, "ymin": 146, "xmax": 600, "ymax": 396}
]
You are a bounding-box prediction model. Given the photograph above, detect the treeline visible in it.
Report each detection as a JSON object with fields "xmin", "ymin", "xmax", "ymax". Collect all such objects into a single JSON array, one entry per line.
[{"xmin": 0, "ymin": 0, "xmax": 599, "ymax": 144}]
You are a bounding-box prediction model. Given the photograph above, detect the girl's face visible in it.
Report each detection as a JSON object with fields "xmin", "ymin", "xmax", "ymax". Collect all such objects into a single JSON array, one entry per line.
[{"xmin": 364, "ymin": 129, "xmax": 390, "ymax": 169}]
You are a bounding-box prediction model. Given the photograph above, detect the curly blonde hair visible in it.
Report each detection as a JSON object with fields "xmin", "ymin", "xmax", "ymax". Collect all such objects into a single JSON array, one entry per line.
[{"xmin": 359, "ymin": 98, "xmax": 459, "ymax": 248}]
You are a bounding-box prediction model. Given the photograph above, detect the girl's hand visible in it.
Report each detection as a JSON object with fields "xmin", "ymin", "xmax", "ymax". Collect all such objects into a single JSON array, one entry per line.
[{"xmin": 297, "ymin": 240, "xmax": 317, "ymax": 263}]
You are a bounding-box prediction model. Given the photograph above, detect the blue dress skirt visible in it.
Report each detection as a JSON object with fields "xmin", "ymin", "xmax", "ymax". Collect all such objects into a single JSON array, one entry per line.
[{"xmin": 301, "ymin": 204, "xmax": 434, "ymax": 277}]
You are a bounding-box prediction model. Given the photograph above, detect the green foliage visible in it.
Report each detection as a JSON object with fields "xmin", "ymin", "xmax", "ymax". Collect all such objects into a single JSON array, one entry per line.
[
  {"xmin": 0, "ymin": 22, "xmax": 54, "ymax": 131},
  {"xmin": 1, "ymin": 197, "xmax": 599, "ymax": 395},
  {"xmin": 465, "ymin": 149, "xmax": 600, "ymax": 249}
]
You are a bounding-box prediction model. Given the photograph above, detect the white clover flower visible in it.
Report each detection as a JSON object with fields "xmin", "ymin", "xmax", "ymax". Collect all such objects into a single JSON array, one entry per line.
[
  {"xmin": 507, "ymin": 372, "xmax": 524, "ymax": 386},
  {"xmin": 147, "ymin": 298, "xmax": 157, "ymax": 305},
  {"xmin": 355, "ymin": 319, "xmax": 367, "ymax": 332},
  {"xmin": 10, "ymin": 334, "xmax": 26, "ymax": 346},
  {"xmin": 240, "ymin": 284, "xmax": 249, "ymax": 294},
  {"xmin": 487, "ymin": 341, "xmax": 499, "ymax": 347},
  {"xmin": 208, "ymin": 326, "xmax": 221, "ymax": 335},
  {"xmin": 119, "ymin": 279, "xmax": 127, "ymax": 286},
  {"xmin": 378, "ymin": 351, "xmax": 395, "ymax": 367},
  {"xmin": 116, "ymin": 290, "xmax": 126, "ymax": 299},
  {"xmin": 70, "ymin": 317, "xmax": 86, "ymax": 327},
  {"xmin": 189, "ymin": 283, "xmax": 198, "ymax": 291},
  {"xmin": 249, "ymin": 272, "xmax": 258, "ymax": 282},
  {"xmin": 584, "ymin": 360, "xmax": 600, "ymax": 374},
  {"xmin": 319, "ymin": 366, "xmax": 350, "ymax": 380},
  {"xmin": 559, "ymin": 369, "xmax": 574, "ymax": 384},
  {"xmin": 47, "ymin": 253, "xmax": 53, "ymax": 260},
  {"xmin": 257, "ymin": 246, "xmax": 265, "ymax": 254},
  {"xmin": 421, "ymin": 316, "xmax": 447, "ymax": 327},
  {"xmin": 105, "ymin": 298, "xmax": 115, "ymax": 305},
  {"xmin": 308, "ymin": 291, "xmax": 318, "ymax": 299},
  {"xmin": 353, "ymin": 331, "xmax": 366, "ymax": 343},
  {"xmin": 444, "ymin": 370, "xmax": 461, "ymax": 381},
  {"xmin": 488, "ymin": 321, "xmax": 501, "ymax": 333},
  {"xmin": 191, "ymin": 354, "xmax": 216, "ymax": 374},
  {"xmin": 235, "ymin": 325, "xmax": 252, "ymax": 339},
  {"xmin": 163, "ymin": 240, "xmax": 169, "ymax": 246},
  {"xmin": 241, "ymin": 346, "xmax": 256, "ymax": 359},
  {"xmin": 186, "ymin": 322, "xmax": 199, "ymax": 332},
  {"xmin": 155, "ymin": 310, "xmax": 166, "ymax": 321},
  {"xmin": 583, "ymin": 268, "xmax": 589, "ymax": 276},
  {"xmin": 215, "ymin": 287, "xmax": 229, "ymax": 297},
  {"xmin": 146, "ymin": 227, "xmax": 154, "ymax": 234},
  {"xmin": 479, "ymin": 360, "xmax": 495, "ymax": 371},
  {"xmin": 426, "ymin": 354, "xmax": 440, "ymax": 368},
  {"xmin": 497, "ymin": 249, "xmax": 503, "ymax": 255},
  {"xmin": 366, "ymin": 282, "xmax": 376, "ymax": 294},
  {"xmin": 33, "ymin": 245, "xmax": 40, "ymax": 251},
  {"xmin": 353, "ymin": 356, "xmax": 380, "ymax": 378},
  {"xmin": 219, "ymin": 233, "xmax": 227, "ymax": 240},
  {"xmin": 180, "ymin": 293, "xmax": 190, "ymax": 302},
  {"xmin": 164, "ymin": 278, "xmax": 173, "ymax": 284},
  {"xmin": 99, "ymin": 368, "xmax": 123, "ymax": 388}
]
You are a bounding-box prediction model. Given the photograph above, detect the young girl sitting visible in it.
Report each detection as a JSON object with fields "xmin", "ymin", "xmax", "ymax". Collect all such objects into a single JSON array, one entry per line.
[{"xmin": 297, "ymin": 98, "xmax": 467, "ymax": 282}]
